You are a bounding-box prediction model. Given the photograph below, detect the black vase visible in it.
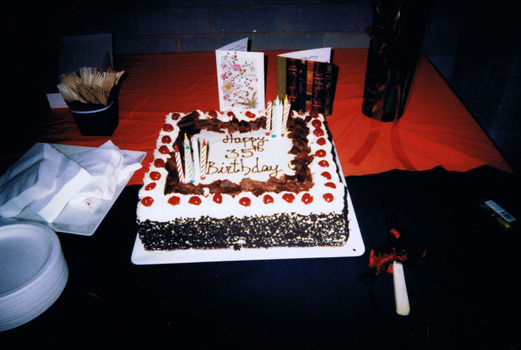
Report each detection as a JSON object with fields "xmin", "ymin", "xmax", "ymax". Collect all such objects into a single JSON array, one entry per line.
[
  {"xmin": 362, "ymin": 0, "xmax": 431, "ymax": 122},
  {"xmin": 68, "ymin": 85, "xmax": 120, "ymax": 136}
]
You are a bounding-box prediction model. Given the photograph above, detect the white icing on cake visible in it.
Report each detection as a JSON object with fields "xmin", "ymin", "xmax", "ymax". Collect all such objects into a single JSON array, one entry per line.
[
  {"xmin": 137, "ymin": 110, "xmax": 345, "ymax": 221},
  {"xmin": 198, "ymin": 129, "xmax": 295, "ymax": 183}
]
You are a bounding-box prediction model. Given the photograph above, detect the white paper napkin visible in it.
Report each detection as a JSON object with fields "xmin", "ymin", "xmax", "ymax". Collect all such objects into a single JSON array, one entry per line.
[
  {"xmin": 67, "ymin": 140, "xmax": 142, "ymax": 208},
  {"xmin": 0, "ymin": 141, "xmax": 142, "ymax": 223},
  {"xmin": 0, "ymin": 143, "xmax": 91, "ymax": 222}
]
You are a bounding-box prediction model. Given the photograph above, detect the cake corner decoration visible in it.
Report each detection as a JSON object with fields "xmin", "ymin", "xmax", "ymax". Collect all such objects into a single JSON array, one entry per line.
[{"xmin": 136, "ymin": 107, "xmax": 349, "ymax": 251}]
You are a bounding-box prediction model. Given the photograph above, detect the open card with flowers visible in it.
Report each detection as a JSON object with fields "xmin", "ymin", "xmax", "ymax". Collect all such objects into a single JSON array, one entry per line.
[{"xmin": 216, "ymin": 38, "xmax": 265, "ymax": 111}]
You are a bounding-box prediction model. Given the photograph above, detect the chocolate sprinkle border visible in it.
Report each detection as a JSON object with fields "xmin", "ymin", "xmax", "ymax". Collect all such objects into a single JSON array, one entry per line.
[{"xmin": 138, "ymin": 208, "xmax": 349, "ymax": 251}]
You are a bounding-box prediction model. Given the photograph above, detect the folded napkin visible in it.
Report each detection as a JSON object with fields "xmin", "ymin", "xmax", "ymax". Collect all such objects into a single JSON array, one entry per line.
[
  {"xmin": 0, "ymin": 141, "xmax": 142, "ymax": 223},
  {"xmin": 69, "ymin": 141, "xmax": 135, "ymax": 199}
]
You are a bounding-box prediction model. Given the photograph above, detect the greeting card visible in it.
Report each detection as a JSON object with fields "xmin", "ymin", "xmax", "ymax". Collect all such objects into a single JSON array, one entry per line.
[{"xmin": 216, "ymin": 38, "xmax": 265, "ymax": 111}]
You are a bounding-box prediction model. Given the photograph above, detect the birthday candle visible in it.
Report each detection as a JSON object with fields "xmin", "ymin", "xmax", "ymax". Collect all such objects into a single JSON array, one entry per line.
[
  {"xmin": 174, "ymin": 144, "xmax": 185, "ymax": 183},
  {"xmin": 272, "ymin": 96, "xmax": 282, "ymax": 138},
  {"xmin": 200, "ymin": 139, "xmax": 207, "ymax": 180},
  {"xmin": 282, "ymin": 95, "xmax": 290, "ymax": 137},
  {"xmin": 265, "ymin": 100, "xmax": 272, "ymax": 136},
  {"xmin": 184, "ymin": 134, "xmax": 195, "ymax": 183},
  {"xmin": 191, "ymin": 137, "xmax": 200, "ymax": 183}
]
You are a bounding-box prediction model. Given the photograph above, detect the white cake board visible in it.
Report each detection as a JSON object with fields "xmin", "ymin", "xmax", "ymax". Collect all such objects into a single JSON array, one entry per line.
[
  {"xmin": 131, "ymin": 144, "xmax": 365, "ymax": 265},
  {"xmin": 131, "ymin": 189, "xmax": 364, "ymax": 265}
]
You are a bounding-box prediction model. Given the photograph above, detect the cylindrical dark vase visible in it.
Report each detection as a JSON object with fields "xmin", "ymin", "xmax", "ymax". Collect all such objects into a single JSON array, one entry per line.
[
  {"xmin": 70, "ymin": 101, "xmax": 119, "ymax": 136},
  {"xmin": 362, "ymin": 0, "xmax": 431, "ymax": 122},
  {"xmin": 68, "ymin": 85, "xmax": 120, "ymax": 136}
]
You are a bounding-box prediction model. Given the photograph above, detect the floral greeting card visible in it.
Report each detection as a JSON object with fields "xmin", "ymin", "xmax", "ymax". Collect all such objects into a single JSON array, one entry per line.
[{"xmin": 216, "ymin": 38, "xmax": 265, "ymax": 111}]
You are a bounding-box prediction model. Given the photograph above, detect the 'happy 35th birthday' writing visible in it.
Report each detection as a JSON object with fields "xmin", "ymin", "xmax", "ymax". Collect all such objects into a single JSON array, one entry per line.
[{"xmin": 206, "ymin": 134, "xmax": 283, "ymax": 178}]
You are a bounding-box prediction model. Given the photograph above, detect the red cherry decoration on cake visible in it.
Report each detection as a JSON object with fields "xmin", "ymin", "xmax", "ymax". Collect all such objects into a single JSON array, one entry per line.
[
  {"xmin": 321, "ymin": 171, "xmax": 332, "ymax": 180},
  {"xmin": 188, "ymin": 196, "xmax": 202, "ymax": 205},
  {"xmin": 324, "ymin": 182, "xmax": 337, "ymax": 189},
  {"xmin": 318, "ymin": 160, "xmax": 329, "ymax": 168},
  {"xmin": 159, "ymin": 145, "xmax": 170, "ymax": 154},
  {"xmin": 311, "ymin": 119, "xmax": 322, "ymax": 128},
  {"xmin": 154, "ymin": 158, "xmax": 165, "ymax": 168},
  {"xmin": 315, "ymin": 149, "xmax": 326, "ymax": 158},
  {"xmin": 245, "ymin": 111, "xmax": 256, "ymax": 118},
  {"xmin": 313, "ymin": 128, "xmax": 325, "ymax": 137},
  {"xmin": 168, "ymin": 196, "xmax": 181, "ymax": 206},
  {"xmin": 208, "ymin": 110, "xmax": 218, "ymax": 118},
  {"xmin": 213, "ymin": 193, "xmax": 223, "ymax": 204},
  {"xmin": 302, "ymin": 193, "xmax": 313, "ymax": 204},
  {"xmin": 172, "ymin": 113, "xmax": 181, "ymax": 120},
  {"xmin": 323, "ymin": 193, "xmax": 334, "ymax": 202},
  {"xmin": 282, "ymin": 193, "xmax": 295, "ymax": 203},
  {"xmin": 141, "ymin": 197, "xmax": 154, "ymax": 207},
  {"xmin": 239, "ymin": 197, "xmax": 252, "ymax": 207},
  {"xmin": 145, "ymin": 182, "xmax": 156, "ymax": 191},
  {"xmin": 317, "ymin": 137, "xmax": 326, "ymax": 146},
  {"xmin": 263, "ymin": 195, "xmax": 274, "ymax": 204},
  {"xmin": 150, "ymin": 171, "xmax": 161, "ymax": 181},
  {"xmin": 163, "ymin": 123, "xmax": 174, "ymax": 132},
  {"xmin": 162, "ymin": 135, "xmax": 172, "ymax": 144}
]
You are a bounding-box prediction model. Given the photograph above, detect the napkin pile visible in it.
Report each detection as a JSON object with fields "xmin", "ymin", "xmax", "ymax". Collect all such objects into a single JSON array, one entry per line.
[{"xmin": 0, "ymin": 141, "xmax": 142, "ymax": 223}]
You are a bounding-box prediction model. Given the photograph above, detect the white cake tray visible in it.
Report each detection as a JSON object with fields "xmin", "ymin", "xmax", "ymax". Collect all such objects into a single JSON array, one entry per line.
[
  {"xmin": 131, "ymin": 143, "xmax": 365, "ymax": 264},
  {"xmin": 131, "ymin": 189, "xmax": 364, "ymax": 265}
]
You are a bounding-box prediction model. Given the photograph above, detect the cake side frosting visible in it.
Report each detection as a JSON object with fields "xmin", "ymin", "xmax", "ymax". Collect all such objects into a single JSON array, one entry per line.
[
  {"xmin": 137, "ymin": 212, "xmax": 348, "ymax": 250},
  {"xmin": 137, "ymin": 110, "xmax": 346, "ymax": 221}
]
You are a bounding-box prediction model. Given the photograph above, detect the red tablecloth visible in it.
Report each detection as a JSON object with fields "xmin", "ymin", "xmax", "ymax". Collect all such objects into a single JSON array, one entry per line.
[{"xmin": 18, "ymin": 49, "xmax": 512, "ymax": 185}]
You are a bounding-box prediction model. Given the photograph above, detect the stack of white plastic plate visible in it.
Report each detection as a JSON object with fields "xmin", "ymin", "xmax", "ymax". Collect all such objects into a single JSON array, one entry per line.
[{"xmin": 0, "ymin": 222, "xmax": 68, "ymax": 332}]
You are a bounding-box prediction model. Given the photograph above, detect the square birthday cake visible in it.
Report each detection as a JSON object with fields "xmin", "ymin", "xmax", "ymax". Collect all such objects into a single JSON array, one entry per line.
[{"xmin": 136, "ymin": 107, "xmax": 348, "ymax": 250}]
